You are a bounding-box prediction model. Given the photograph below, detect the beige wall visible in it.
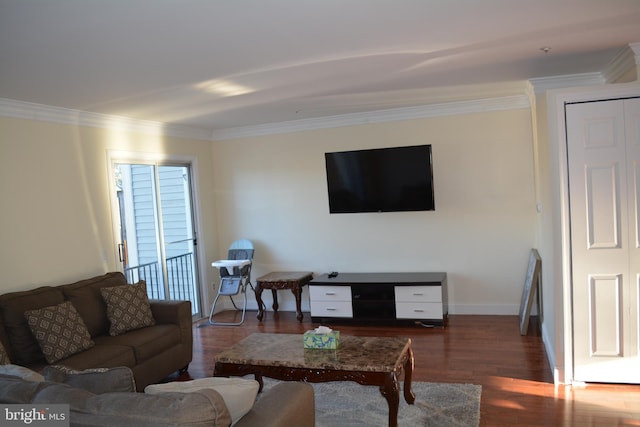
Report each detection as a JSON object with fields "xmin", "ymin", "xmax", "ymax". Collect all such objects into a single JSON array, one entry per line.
[
  {"xmin": 532, "ymin": 92, "xmax": 560, "ymax": 376},
  {"xmin": 0, "ymin": 106, "xmax": 537, "ymax": 317},
  {"xmin": 212, "ymin": 108, "xmax": 537, "ymax": 314},
  {"xmin": 0, "ymin": 117, "xmax": 218, "ymax": 312}
]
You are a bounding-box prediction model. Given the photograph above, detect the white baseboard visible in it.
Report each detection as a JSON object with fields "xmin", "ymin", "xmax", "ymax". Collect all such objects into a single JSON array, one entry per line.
[
  {"xmin": 448, "ymin": 304, "xmax": 526, "ymax": 315},
  {"xmin": 213, "ymin": 301, "xmax": 538, "ymax": 316}
]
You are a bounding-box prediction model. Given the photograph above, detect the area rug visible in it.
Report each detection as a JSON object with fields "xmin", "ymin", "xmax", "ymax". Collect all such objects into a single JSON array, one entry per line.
[{"xmin": 260, "ymin": 378, "xmax": 481, "ymax": 427}]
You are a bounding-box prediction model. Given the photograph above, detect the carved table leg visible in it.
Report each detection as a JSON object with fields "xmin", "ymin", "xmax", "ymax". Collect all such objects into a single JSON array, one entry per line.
[
  {"xmin": 255, "ymin": 286, "xmax": 265, "ymax": 321},
  {"xmin": 403, "ymin": 346, "xmax": 416, "ymax": 403},
  {"xmin": 271, "ymin": 289, "xmax": 279, "ymax": 312},
  {"xmin": 254, "ymin": 373, "xmax": 264, "ymax": 392},
  {"xmin": 292, "ymin": 285, "xmax": 303, "ymax": 322},
  {"xmin": 379, "ymin": 373, "xmax": 400, "ymax": 427}
]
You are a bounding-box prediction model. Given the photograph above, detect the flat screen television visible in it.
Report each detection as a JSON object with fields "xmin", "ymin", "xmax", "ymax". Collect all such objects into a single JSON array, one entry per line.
[{"xmin": 325, "ymin": 145, "xmax": 435, "ymax": 213}]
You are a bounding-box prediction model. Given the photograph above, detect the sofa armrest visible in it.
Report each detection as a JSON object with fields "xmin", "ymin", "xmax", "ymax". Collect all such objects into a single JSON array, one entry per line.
[
  {"xmin": 149, "ymin": 299, "xmax": 191, "ymax": 325},
  {"xmin": 235, "ymin": 382, "xmax": 315, "ymax": 427},
  {"xmin": 149, "ymin": 300, "xmax": 193, "ymax": 364}
]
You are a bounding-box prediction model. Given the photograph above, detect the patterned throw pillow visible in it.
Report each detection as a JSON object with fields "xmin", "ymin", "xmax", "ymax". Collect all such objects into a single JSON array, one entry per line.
[
  {"xmin": 0, "ymin": 340, "xmax": 10, "ymax": 365},
  {"xmin": 100, "ymin": 281, "xmax": 155, "ymax": 336},
  {"xmin": 24, "ymin": 301, "xmax": 95, "ymax": 364}
]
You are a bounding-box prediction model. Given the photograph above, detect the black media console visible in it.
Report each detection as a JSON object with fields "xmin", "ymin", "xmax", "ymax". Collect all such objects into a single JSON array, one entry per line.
[{"xmin": 309, "ymin": 272, "xmax": 447, "ymax": 326}]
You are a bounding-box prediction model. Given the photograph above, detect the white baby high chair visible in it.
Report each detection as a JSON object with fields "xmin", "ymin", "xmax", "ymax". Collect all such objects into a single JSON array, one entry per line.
[{"xmin": 208, "ymin": 239, "xmax": 254, "ymax": 326}]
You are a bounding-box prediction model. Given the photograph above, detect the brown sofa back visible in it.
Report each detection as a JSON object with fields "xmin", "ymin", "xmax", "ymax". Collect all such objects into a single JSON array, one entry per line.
[
  {"xmin": 59, "ymin": 272, "xmax": 127, "ymax": 337},
  {"xmin": 0, "ymin": 272, "xmax": 127, "ymax": 365},
  {"xmin": 0, "ymin": 286, "xmax": 65, "ymax": 365}
]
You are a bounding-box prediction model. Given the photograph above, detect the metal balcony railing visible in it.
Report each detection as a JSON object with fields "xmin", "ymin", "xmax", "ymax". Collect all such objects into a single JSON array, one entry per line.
[{"xmin": 124, "ymin": 252, "xmax": 197, "ymax": 313}]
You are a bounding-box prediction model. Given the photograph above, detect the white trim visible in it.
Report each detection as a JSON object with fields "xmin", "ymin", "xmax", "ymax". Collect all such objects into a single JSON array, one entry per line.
[
  {"xmin": 631, "ymin": 42, "xmax": 640, "ymax": 66},
  {"xmin": 105, "ymin": 150, "xmax": 209, "ymax": 317},
  {"xmin": 603, "ymin": 45, "xmax": 637, "ymax": 83},
  {"xmin": 185, "ymin": 156, "xmax": 208, "ymax": 317},
  {"xmin": 107, "ymin": 150, "xmax": 200, "ymax": 164},
  {"xmin": 448, "ymin": 304, "xmax": 522, "ymax": 315},
  {"xmin": 540, "ymin": 321, "xmax": 556, "ymax": 381},
  {"xmin": 546, "ymin": 82, "xmax": 640, "ymax": 385},
  {"xmin": 1, "ymin": 94, "xmax": 530, "ymax": 142},
  {"xmin": 0, "ymin": 93, "xmax": 538, "ymax": 142},
  {"xmin": 211, "ymin": 95, "xmax": 530, "ymax": 140},
  {"xmin": 529, "ymin": 73, "xmax": 605, "ymax": 93},
  {"xmin": 0, "ymin": 98, "xmax": 213, "ymax": 141}
]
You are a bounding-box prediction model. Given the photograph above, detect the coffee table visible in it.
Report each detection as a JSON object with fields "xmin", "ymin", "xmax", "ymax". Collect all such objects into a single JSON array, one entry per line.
[{"xmin": 213, "ymin": 333, "xmax": 414, "ymax": 427}]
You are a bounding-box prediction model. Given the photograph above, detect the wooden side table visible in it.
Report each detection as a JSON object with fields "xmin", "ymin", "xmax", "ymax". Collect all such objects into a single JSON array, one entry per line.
[{"xmin": 255, "ymin": 272, "xmax": 313, "ymax": 322}]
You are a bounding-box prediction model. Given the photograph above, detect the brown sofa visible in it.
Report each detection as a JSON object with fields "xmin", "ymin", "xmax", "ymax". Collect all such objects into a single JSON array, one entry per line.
[
  {"xmin": 0, "ymin": 370, "xmax": 315, "ymax": 427},
  {"xmin": 0, "ymin": 272, "xmax": 192, "ymax": 391}
]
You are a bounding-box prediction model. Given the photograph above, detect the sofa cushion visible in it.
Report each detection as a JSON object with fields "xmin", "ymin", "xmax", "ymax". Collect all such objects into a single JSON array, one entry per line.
[
  {"xmin": 43, "ymin": 365, "xmax": 136, "ymax": 394},
  {"xmin": 29, "ymin": 382, "xmax": 233, "ymax": 427},
  {"xmin": 0, "ymin": 373, "xmax": 234, "ymax": 427},
  {"xmin": 30, "ymin": 380, "xmax": 97, "ymax": 409},
  {"xmin": 56, "ymin": 343, "xmax": 136, "ymax": 371},
  {"xmin": 60, "ymin": 272, "xmax": 127, "ymax": 337},
  {"xmin": 93, "ymin": 324, "xmax": 180, "ymax": 362},
  {"xmin": 145, "ymin": 377, "xmax": 260, "ymax": 425},
  {"xmin": 0, "ymin": 286, "xmax": 66, "ymax": 364},
  {"xmin": 100, "ymin": 281, "xmax": 156, "ymax": 336},
  {"xmin": 0, "ymin": 364, "xmax": 44, "ymax": 382},
  {"xmin": 67, "ymin": 390, "xmax": 233, "ymax": 427},
  {"xmin": 24, "ymin": 301, "xmax": 95, "ymax": 363},
  {"xmin": 0, "ymin": 373, "xmax": 61, "ymax": 404}
]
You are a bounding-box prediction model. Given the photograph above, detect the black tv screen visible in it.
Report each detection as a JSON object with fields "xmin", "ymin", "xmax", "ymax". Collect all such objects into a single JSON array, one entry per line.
[{"xmin": 325, "ymin": 145, "xmax": 435, "ymax": 213}]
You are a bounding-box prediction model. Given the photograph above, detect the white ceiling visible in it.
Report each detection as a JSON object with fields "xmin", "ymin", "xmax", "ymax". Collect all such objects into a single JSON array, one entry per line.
[{"xmin": 1, "ymin": 0, "xmax": 640, "ymax": 137}]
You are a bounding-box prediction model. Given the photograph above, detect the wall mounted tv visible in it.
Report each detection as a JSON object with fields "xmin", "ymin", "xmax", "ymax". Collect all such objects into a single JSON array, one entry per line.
[{"xmin": 325, "ymin": 144, "xmax": 435, "ymax": 214}]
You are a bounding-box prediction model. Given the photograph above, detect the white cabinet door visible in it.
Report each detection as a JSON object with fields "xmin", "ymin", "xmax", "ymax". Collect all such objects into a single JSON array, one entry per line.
[
  {"xmin": 309, "ymin": 285, "xmax": 352, "ymax": 301},
  {"xmin": 567, "ymin": 98, "xmax": 640, "ymax": 384},
  {"xmin": 309, "ymin": 285, "xmax": 353, "ymax": 318},
  {"xmin": 394, "ymin": 286, "xmax": 441, "ymax": 302},
  {"xmin": 395, "ymin": 302, "xmax": 443, "ymax": 319},
  {"xmin": 309, "ymin": 301, "xmax": 353, "ymax": 318}
]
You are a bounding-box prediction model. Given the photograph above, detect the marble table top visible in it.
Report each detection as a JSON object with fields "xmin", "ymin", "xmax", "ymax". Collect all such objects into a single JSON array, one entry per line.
[
  {"xmin": 256, "ymin": 271, "xmax": 313, "ymax": 283},
  {"xmin": 214, "ymin": 333, "xmax": 411, "ymax": 373}
]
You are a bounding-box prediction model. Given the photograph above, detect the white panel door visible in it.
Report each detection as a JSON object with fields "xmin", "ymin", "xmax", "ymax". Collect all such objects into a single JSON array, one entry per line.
[{"xmin": 567, "ymin": 98, "xmax": 640, "ymax": 383}]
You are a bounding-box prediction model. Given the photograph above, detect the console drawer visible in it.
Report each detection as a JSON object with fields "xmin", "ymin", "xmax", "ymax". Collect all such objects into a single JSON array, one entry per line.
[
  {"xmin": 309, "ymin": 285, "xmax": 352, "ymax": 301},
  {"xmin": 310, "ymin": 301, "xmax": 353, "ymax": 317},
  {"xmin": 395, "ymin": 301, "xmax": 443, "ymax": 319},
  {"xmin": 394, "ymin": 286, "xmax": 441, "ymax": 302}
]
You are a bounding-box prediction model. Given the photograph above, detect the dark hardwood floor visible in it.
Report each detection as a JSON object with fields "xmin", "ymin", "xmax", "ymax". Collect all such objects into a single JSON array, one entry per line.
[{"xmin": 176, "ymin": 310, "xmax": 640, "ymax": 426}]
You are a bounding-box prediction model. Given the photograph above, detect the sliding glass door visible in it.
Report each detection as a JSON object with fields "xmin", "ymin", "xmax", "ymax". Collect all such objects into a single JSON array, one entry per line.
[{"xmin": 113, "ymin": 162, "xmax": 201, "ymax": 316}]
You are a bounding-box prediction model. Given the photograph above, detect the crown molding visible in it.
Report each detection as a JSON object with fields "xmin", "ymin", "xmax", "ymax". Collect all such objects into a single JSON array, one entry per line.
[
  {"xmin": 1, "ymin": 94, "xmax": 530, "ymax": 142},
  {"xmin": 211, "ymin": 94, "xmax": 530, "ymax": 141},
  {"xmin": 528, "ymin": 72, "xmax": 606, "ymax": 93},
  {"xmin": 602, "ymin": 44, "xmax": 639, "ymax": 83},
  {"xmin": 0, "ymin": 98, "xmax": 213, "ymax": 141},
  {"xmin": 631, "ymin": 42, "xmax": 640, "ymax": 60}
]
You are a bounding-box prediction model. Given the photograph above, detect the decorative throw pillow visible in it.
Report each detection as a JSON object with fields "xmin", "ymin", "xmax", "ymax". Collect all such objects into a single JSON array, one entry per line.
[
  {"xmin": 145, "ymin": 377, "xmax": 260, "ymax": 425},
  {"xmin": 24, "ymin": 301, "xmax": 94, "ymax": 364},
  {"xmin": 43, "ymin": 365, "xmax": 136, "ymax": 394},
  {"xmin": 0, "ymin": 340, "xmax": 9, "ymax": 365},
  {"xmin": 100, "ymin": 281, "xmax": 155, "ymax": 336}
]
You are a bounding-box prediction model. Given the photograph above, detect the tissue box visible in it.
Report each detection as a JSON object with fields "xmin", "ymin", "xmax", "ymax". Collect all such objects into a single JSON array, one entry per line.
[
  {"xmin": 303, "ymin": 330, "xmax": 340, "ymax": 349},
  {"xmin": 304, "ymin": 348, "xmax": 338, "ymax": 363}
]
